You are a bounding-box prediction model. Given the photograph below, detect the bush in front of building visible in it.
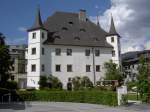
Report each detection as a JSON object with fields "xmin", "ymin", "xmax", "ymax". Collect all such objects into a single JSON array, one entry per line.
[
  {"xmin": 17, "ymin": 90, "xmax": 117, "ymax": 106},
  {"xmin": 72, "ymin": 76, "xmax": 93, "ymax": 90},
  {"xmin": 38, "ymin": 75, "xmax": 63, "ymax": 90},
  {"xmin": 5, "ymin": 81, "xmax": 18, "ymax": 90}
]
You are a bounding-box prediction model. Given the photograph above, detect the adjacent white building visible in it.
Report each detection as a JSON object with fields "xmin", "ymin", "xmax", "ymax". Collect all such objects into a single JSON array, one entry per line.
[{"xmin": 26, "ymin": 8, "xmax": 121, "ymax": 89}]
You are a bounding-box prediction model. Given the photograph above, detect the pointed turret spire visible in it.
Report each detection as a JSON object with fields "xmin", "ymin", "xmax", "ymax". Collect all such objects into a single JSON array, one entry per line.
[
  {"xmin": 28, "ymin": 6, "xmax": 45, "ymax": 32},
  {"xmin": 109, "ymin": 14, "xmax": 118, "ymax": 35},
  {"xmin": 97, "ymin": 15, "xmax": 100, "ymax": 26}
]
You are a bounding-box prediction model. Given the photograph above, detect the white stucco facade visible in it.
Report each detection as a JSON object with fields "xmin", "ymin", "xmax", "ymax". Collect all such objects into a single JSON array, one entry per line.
[
  {"xmin": 106, "ymin": 35, "xmax": 121, "ymax": 67},
  {"xmin": 26, "ymin": 28, "xmax": 122, "ymax": 89}
]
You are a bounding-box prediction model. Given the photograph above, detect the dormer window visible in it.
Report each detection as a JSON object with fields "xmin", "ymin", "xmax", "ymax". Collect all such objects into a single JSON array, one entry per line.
[
  {"xmin": 62, "ymin": 27, "xmax": 68, "ymax": 31},
  {"xmin": 80, "ymin": 28, "xmax": 86, "ymax": 32},
  {"xmin": 93, "ymin": 37, "xmax": 99, "ymax": 41},
  {"xmin": 74, "ymin": 36, "xmax": 80, "ymax": 40},
  {"xmin": 55, "ymin": 36, "xmax": 61, "ymax": 39},
  {"xmin": 68, "ymin": 21, "xmax": 73, "ymax": 25},
  {"xmin": 32, "ymin": 33, "xmax": 36, "ymax": 39}
]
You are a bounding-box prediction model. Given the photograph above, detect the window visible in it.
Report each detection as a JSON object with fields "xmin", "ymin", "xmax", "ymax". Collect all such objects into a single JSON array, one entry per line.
[
  {"xmin": 42, "ymin": 48, "xmax": 44, "ymax": 55},
  {"xmin": 32, "ymin": 33, "xmax": 36, "ymax": 39},
  {"xmin": 42, "ymin": 32, "xmax": 44, "ymax": 39},
  {"xmin": 112, "ymin": 50, "xmax": 115, "ymax": 57},
  {"xmin": 55, "ymin": 48, "xmax": 61, "ymax": 56},
  {"xmin": 56, "ymin": 65, "xmax": 61, "ymax": 72},
  {"xmin": 67, "ymin": 49, "xmax": 72, "ymax": 56},
  {"xmin": 67, "ymin": 65, "xmax": 72, "ymax": 72},
  {"xmin": 31, "ymin": 64, "xmax": 36, "ymax": 72},
  {"xmin": 62, "ymin": 27, "xmax": 68, "ymax": 31},
  {"xmin": 85, "ymin": 49, "xmax": 90, "ymax": 56},
  {"xmin": 111, "ymin": 37, "xmax": 114, "ymax": 42},
  {"xmin": 80, "ymin": 28, "xmax": 86, "ymax": 32},
  {"xmin": 31, "ymin": 48, "xmax": 36, "ymax": 55},
  {"xmin": 86, "ymin": 65, "xmax": 91, "ymax": 72},
  {"xmin": 41, "ymin": 64, "xmax": 45, "ymax": 72},
  {"xmin": 68, "ymin": 21, "xmax": 73, "ymax": 25},
  {"xmin": 11, "ymin": 76, "xmax": 15, "ymax": 81},
  {"xmin": 74, "ymin": 37, "xmax": 80, "ymax": 40},
  {"xmin": 12, "ymin": 66, "xmax": 15, "ymax": 71},
  {"xmin": 95, "ymin": 50, "xmax": 100, "ymax": 56},
  {"xmin": 96, "ymin": 65, "xmax": 101, "ymax": 72}
]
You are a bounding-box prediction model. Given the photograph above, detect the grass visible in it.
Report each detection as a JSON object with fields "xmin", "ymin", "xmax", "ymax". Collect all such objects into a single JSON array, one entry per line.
[{"xmin": 127, "ymin": 93, "xmax": 141, "ymax": 101}]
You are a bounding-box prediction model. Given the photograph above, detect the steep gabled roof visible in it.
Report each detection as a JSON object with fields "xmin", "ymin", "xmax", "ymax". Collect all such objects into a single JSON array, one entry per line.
[
  {"xmin": 108, "ymin": 15, "xmax": 119, "ymax": 36},
  {"xmin": 28, "ymin": 7, "xmax": 47, "ymax": 32},
  {"xmin": 43, "ymin": 11, "xmax": 113, "ymax": 48}
]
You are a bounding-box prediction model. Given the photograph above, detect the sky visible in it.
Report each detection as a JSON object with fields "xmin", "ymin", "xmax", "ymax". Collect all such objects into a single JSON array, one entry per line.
[{"xmin": 0, "ymin": 0, "xmax": 150, "ymax": 53}]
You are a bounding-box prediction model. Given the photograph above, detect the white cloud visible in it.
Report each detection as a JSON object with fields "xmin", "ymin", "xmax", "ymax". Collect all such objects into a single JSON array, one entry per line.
[
  {"xmin": 90, "ymin": 0, "xmax": 150, "ymax": 53},
  {"xmin": 18, "ymin": 27, "xmax": 27, "ymax": 32}
]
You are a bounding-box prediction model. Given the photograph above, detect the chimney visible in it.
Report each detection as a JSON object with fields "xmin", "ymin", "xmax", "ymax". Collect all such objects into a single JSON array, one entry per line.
[{"xmin": 79, "ymin": 9, "xmax": 86, "ymax": 21}]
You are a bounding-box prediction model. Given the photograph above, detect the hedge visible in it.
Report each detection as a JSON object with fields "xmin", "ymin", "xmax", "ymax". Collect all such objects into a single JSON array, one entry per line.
[{"xmin": 17, "ymin": 90, "xmax": 117, "ymax": 106}]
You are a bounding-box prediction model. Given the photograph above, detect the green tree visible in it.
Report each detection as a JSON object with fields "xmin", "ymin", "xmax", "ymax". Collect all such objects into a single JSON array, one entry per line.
[
  {"xmin": 137, "ymin": 56, "xmax": 150, "ymax": 102},
  {"xmin": 38, "ymin": 75, "xmax": 48, "ymax": 89},
  {"xmin": 81, "ymin": 76, "xmax": 93, "ymax": 88},
  {"xmin": 48, "ymin": 75, "xmax": 62, "ymax": 89},
  {"xmin": 0, "ymin": 33, "xmax": 12, "ymax": 87},
  {"xmin": 72, "ymin": 76, "xmax": 93, "ymax": 90},
  {"xmin": 104, "ymin": 60, "xmax": 123, "ymax": 82}
]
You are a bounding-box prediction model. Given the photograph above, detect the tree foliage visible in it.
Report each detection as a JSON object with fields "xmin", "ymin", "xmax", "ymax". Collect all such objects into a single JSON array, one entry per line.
[
  {"xmin": 0, "ymin": 33, "xmax": 12, "ymax": 87},
  {"xmin": 38, "ymin": 75, "xmax": 62, "ymax": 89},
  {"xmin": 104, "ymin": 60, "xmax": 123, "ymax": 82},
  {"xmin": 72, "ymin": 76, "xmax": 93, "ymax": 90},
  {"xmin": 137, "ymin": 56, "xmax": 150, "ymax": 102}
]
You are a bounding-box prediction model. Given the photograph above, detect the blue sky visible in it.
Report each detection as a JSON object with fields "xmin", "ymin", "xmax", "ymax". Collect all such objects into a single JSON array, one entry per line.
[
  {"xmin": 1, "ymin": 0, "xmax": 150, "ymax": 53},
  {"xmin": 0, "ymin": 0, "xmax": 110, "ymax": 45}
]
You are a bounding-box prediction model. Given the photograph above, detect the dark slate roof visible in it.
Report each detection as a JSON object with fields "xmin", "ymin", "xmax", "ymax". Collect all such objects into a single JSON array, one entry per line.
[
  {"xmin": 27, "ymin": 8, "xmax": 46, "ymax": 32},
  {"xmin": 108, "ymin": 16, "xmax": 119, "ymax": 36},
  {"xmin": 43, "ymin": 11, "xmax": 113, "ymax": 48}
]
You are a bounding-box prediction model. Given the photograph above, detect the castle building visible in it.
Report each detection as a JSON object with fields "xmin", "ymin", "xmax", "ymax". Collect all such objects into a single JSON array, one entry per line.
[{"xmin": 26, "ymin": 8, "xmax": 121, "ymax": 89}]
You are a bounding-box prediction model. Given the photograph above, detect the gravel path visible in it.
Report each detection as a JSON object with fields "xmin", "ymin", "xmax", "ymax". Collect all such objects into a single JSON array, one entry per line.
[{"xmin": 0, "ymin": 102, "xmax": 150, "ymax": 112}]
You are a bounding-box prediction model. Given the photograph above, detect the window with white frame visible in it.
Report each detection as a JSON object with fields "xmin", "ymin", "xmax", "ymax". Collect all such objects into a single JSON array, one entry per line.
[
  {"xmin": 31, "ymin": 48, "xmax": 36, "ymax": 55},
  {"xmin": 96, "ymin": 65, "xmax": 101, "ymax": 72},
  {"xmin": 86, "ymin": 65, "xmax": 91, "ymax": 72},
  {"xmin": 32, "ymin": 32, "xmax": 36, "ymax": 39},
  {"xmin": 67, "ymin": 49, "xmax": 72, "ymax": 56},
  {"xmin": 56, "ymin": 65, "xmax": 61, "ymax": 72},
  {"xmin": 31, "ymin": 64, "xmax": 36, "ymax": 72},
  {"xmin": 67, "ymin": 64, "xmax": 72, "ymax": 72},
  {"xmin": 85, "ymin": 49, "xmax": 90, "ymax": 56}
]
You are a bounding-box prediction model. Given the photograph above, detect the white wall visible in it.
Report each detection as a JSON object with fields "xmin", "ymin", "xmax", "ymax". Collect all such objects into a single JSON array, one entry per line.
[
  {"xmin": 27, "ymin": 29, "xmax": 113, "ymax": 89},
  {"xmin": 42, "ymin": 45, "xmax": 112, "ymax": 88},
  {"xmin": 106, "ymin": 35, "xmax": 121, "ymax": 67},
  {"xmin": 27, "ymin": 29, "xmax": 47, "ymax": 89}
]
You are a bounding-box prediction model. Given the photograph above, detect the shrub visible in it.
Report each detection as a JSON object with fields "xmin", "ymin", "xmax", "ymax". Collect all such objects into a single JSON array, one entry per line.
[
  {"xmin": 38, "ymin": 75, "xmax": 63, "ymax": 89},
  {"xmin": 5, "ymin": 81, "xmax": 18, "ymax": 90},
  {"xmin": 127, "ymin": 81, "xmax": 136, "ymax": 91},
  {"xmin": 38, "ymin": 76, "xmax": 48, "ymax": 89},
  {"xmin": 72, "ymin": 76, "xmax": 93, "ymax": 90},
  {"xmin": 17, "ymin": 90, "xmax": 117, "ymax": 106}
]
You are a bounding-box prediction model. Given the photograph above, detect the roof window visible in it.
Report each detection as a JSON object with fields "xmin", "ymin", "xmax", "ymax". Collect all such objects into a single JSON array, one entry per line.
[
  {"xmin": 80, "ymin": 28, "xmax": 86, "ymax": 32},
  {"xmin": 62, "ymin": 27, "xmax": 68, "ymax": 31},
  {"xmin": 93, "ymin": 37, "xmax": 99, "ymax": 41},
  {"xmin": 74, "ymin": 37, "xmax": 80, "ymax": 40},
  {"xmin": 68, "ymin": 21, "xmax": 73, "ymax": 25}
]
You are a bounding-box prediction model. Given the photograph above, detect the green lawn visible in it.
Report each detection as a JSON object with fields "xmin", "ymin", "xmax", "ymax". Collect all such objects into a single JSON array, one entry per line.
[{"xmin": 127, "ymin": 93, "xmax": 141, "ymax": 101}]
